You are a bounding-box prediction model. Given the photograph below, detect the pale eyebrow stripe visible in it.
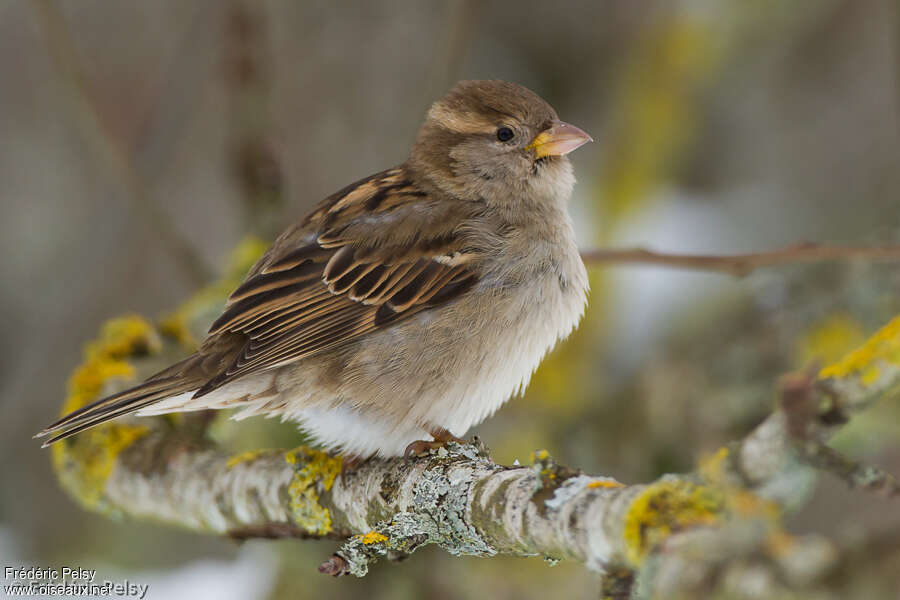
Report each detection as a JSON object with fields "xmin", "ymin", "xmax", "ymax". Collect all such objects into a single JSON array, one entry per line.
[{"xmin": 428, "ymin": 105, "xmax": 497, "ymax": 134}]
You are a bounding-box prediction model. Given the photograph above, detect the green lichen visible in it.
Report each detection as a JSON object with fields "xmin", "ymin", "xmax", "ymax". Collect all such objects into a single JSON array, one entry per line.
[
  {"xmin": 285, "ymin": 446, "xmax": 343, "ymax": 536},
  {"xmin": 52, "ymin": 315, "xmax": 161, "ymax": 512}
]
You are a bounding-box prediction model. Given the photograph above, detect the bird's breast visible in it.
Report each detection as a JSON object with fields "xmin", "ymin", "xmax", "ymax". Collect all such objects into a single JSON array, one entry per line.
[{"xmin": 398, "ymin": 213, "xmax": 589, "ymax": 432}]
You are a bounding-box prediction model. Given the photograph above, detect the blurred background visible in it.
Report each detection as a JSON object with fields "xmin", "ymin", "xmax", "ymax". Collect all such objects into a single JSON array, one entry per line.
[{"xmin": 2, "ymin": 1, "xmax": 900, "ymax": 598}]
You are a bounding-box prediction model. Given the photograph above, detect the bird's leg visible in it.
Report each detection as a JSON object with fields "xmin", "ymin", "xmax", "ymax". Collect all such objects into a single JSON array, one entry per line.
[
  {"xmin": 432, "ymin": 426, "xmax": 466, "ymax": 445},
  {"xmin": 404, "ymin": 427, "xmax": 466, "ymax": 458},
  {"xmin": 339, "ymin": 453, "xmax": 367, "ymax": 478}
]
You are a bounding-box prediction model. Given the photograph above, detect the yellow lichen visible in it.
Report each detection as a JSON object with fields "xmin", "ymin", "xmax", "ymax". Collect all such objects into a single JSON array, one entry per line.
[
  {"xmin": 531, "ymin": 449, "xmax": 550, "ymax": 462},
  {"xmin": 226, "ymin": 448, "xmax": 277, "ymax": 469},
  {"xmin": 157, "ymin": 310, "xmax": 193, "ymax": 348},
  {"xmin": 728, "ymin": 490, "xmax": 778, "ymax": 520},
  {"xmin": 61, "ymin": 359, "xmax": 135, "ymax": 417},
  {"xmin": 160, "ymin": 236, "xmax": 268, "ymax": 348},
  {"xmin": 587, "ymin": 479, "xmax": 624, "ymax": 489},
  {"xmin": 285, "ymin": 446, "xmax": 344, "ymax": 536},
  {"xmin": 861, "ymin": 365, "xmax": 881, "ymax": 386},
  {"xmin": 226, "ymin": 236, "xmax": 270, "ymax": 276},
  {"xmin": 818, "ymin": 314, "xmax": 900, "ymax": 385},
  {"xmin": 87, "ymin": 316, "xmax": 161, "ymax": 362},
  {"xmin": 697, "ymin": 447, "xmax": 780, "ymax": 523},
  {"xmin": 358, "ymin": 531, "xmax": 389, "ymax": 545},
  {"xmin": 765, "ymin": 530, "xmax": 797, "ymax": 557},
  {"xmin": 623, "ymin": 480, "xmax": 725, "ymax": 565},
  {"xmin": 600, "ymin": 18, "xmax": 718, "ymax": 224},
  {"xmin": 794, "ymin": 313, "xmax": 865, "ymax": 369},
  {"xmin": 52, "ymin": 239, "xmax": 268, "ymax": 512},
  {"xmin": 52, "ymin": 424, "xmax": 148, "ymax": 511},
  {"xmin": 698, "ymin": 446, "xmax": 730, "ymax": 485},
  {"xmin": 52, "ymin": 315, "xmax": 160, "ymax": 511}
]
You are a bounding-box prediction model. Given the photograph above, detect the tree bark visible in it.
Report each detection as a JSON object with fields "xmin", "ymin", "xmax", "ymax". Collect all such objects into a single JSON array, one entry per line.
[{"xmin": 49, "ymin": 243, "xmax": 900, "ymax": 595}]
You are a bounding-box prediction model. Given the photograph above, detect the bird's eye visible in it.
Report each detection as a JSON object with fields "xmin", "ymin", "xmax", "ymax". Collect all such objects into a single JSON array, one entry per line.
[{"xmin": 496, "ymin": 127, "xmax": 515, "ymax": 142}]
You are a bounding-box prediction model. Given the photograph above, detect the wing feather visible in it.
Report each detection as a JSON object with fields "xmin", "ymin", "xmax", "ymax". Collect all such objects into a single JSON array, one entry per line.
[
  {"xmin": 41, "ymin": 167, "xmax": 481, "ymax": 444},
  {"xmin": 192, "ymin": 168, "xmax": 479, "ymax": 398}
]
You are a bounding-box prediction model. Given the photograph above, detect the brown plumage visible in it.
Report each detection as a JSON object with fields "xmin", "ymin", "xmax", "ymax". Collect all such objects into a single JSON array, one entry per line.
[{"xmin": 39, "ymin": 80, "xmax": 592, "ymax": 457}]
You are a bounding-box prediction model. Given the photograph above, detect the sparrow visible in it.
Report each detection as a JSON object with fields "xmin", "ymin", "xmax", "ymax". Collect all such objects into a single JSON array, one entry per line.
[{"xmin": 38, "ymin": 80, "xmax": 592, "ymax": 458}]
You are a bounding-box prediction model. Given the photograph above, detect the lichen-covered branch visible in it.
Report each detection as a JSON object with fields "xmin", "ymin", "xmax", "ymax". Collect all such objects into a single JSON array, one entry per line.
[{"xmin": 49, "ymin": 240, "xmax": 900, "ymax": 596}]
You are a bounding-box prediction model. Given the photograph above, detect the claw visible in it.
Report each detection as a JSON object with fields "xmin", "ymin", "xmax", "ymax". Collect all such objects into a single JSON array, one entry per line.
[
  {"xmin": 339, "ymin": 454, "xmax": 366, "ymax": 479},
  {"xmin": 404, "ymin": 427, "xmax": 466, "ymax": 458},
  {"xmin": 404, "ymin": 440, "xmax": 440, "ymax": 458}
]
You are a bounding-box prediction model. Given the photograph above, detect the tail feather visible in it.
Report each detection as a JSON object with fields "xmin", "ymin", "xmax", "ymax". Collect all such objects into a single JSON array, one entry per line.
[
  {"xmin": 41, "ymin": 395, "xmax": 171, "ymax": 447},
  {"xmin": 36, "ymin": 377, "xmax": 197, "ymax": 447}
]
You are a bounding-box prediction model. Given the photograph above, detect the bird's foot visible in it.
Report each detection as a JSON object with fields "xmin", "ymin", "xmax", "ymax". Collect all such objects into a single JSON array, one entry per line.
[
  {"xmin": 339, "ymin": 454, "xmax": 367, "ymax": 478},
  {"xmin": 404, "ymin": 427, "xmax": 466, "ymax": 458}
]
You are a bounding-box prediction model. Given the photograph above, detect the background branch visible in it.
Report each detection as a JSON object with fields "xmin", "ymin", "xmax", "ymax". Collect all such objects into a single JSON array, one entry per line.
[
  {"xmin": 580, "ymin": 242, "xmax": 900, "ymax": 275},
  {"xmin": 223, "ymin": 0, "xmax": 283, "ymax": 239},
  {"xmin": 30, "ymin": 0, "xmax": 213, "ymax": 286}
]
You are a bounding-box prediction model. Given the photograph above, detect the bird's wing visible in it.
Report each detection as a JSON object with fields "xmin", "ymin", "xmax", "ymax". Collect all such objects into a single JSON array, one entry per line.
[
  {"xmin": 193, "ymin": 167, "xmax": 479, "ymax": 397},
  {"xmin": 37, "ymin": 167, "xmax": 479, "ymax": 444}
]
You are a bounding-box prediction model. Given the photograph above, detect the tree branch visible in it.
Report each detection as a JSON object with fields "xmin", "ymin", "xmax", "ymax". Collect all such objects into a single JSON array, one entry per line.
[
  {"xmin": 580, "ymin": 242, "xmax": 900, "ymax": 276},
  {"xmin": 49, "ymin": 244, "xmax": 900, "ymax": 594}
]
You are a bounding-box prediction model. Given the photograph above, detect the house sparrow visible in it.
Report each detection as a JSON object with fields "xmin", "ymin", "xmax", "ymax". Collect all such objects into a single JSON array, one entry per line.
[{"xmin": 38, "ymin": 80, "xmax": 592, "ymax": 458}]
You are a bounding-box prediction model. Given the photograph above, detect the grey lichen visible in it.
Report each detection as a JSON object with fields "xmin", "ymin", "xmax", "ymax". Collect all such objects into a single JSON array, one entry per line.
[{"xmin": 336, "ymin": 444, "xmax": 498, "ymax": 576}]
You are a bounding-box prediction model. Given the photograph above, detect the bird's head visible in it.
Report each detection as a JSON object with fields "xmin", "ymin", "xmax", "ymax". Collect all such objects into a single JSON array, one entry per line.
[{"xmin": 410, "ymin": 80, "xmax": 592, "ymax": 204}]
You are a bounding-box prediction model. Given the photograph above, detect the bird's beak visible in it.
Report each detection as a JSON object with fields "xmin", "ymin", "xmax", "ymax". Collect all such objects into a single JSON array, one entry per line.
[{"xmin": 526, "ymin": 120, "xmax": 593, "ymax": 158}]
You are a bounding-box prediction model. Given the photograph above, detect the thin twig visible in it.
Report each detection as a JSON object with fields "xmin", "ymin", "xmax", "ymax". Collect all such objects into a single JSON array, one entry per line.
[
  {"xmin": 778, "ymin": 371, "xmax": 899, "ymax": 499},
  {"xmin": 30, "ymin": 0, "xmax": 213, "ymax": 287},
  {"xmin": 580, "ymin": 242, "xmax": 900, "ymax": 276},
  {"xmin": 223, "ymin": 1, "xmax": 283, "ymax": 238},
  {"xmin": 799, "ymin": 442, "xmax": 900, "ymax": 498}
]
